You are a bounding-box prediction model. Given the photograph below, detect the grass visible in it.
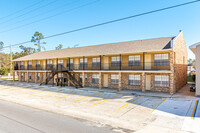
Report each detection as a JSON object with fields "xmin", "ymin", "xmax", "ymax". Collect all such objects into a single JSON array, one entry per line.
[{"xmin": 187, "ymin": 76, "xmax": 195, "ymax": 82}]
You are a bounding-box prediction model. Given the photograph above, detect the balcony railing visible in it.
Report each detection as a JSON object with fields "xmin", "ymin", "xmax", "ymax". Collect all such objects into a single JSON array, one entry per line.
[{"xmin": 14, "ymin": 62, "xmax": 170, "ymax": 71}]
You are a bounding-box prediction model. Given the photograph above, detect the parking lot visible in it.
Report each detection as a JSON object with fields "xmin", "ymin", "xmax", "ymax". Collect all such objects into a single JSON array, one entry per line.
[{"xmin": 0, "ymin": 80, "xmax": 199, "ymax": 133}]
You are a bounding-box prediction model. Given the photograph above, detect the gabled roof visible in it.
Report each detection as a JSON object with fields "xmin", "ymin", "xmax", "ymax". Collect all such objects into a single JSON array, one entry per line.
[
  {"xmin": 189, "ymin": 42, "xmax": 200, "ymax": 54},
  {"xmin": 13, "ymin": 37, "xmax": 174, "ymax": 61}
]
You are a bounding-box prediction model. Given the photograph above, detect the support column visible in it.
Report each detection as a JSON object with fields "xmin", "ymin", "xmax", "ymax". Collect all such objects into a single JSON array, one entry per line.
[
  {"xmin": 169, "ymin": 73, "xmax": 175, "ymax": 95},
  {"xmin": 169, "ymin": 51, "xmax": 175, "ymax": 94},
  {"xmin": 118, "ymin": 72, "xmax": 122, "ymax": 91},
  {"xmin": 13, "ymin": 72, "xmax": 15, "ymax": 81},
  {"xmin": 35, "ymin": 72, "xmax": 37, "ymax": 83},
  {"xmin": 82, "ymin": 72, "xmax": 85, "ymax": 88},
  {"xmin": 26, "ymin": 72, "xmax": 29, "ymax": 83},
  {"xmin": 99, "ymin": 72, "xmax": 102, "ymax": 89},
  {"xmin": 68, "ymin": 74, "xmax": 70, "ymax": 86},
  {"xmin": 18, "ymin": 72, "xmax": 21, "ymax": 81},
  {"xmin": 141, "ymin": 72, "xmax": 145, "ymax": 93}
]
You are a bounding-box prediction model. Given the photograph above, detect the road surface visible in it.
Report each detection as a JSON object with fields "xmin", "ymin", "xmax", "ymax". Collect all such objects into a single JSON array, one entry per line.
[{"xmin": 0, "ymin": 99, "xmax": 116, "ymax": 133}]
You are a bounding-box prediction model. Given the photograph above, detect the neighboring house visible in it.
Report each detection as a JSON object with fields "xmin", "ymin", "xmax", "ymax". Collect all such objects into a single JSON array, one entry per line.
[
  {"xmin": 190, "ymin": 42, "xmax": 200, "ymax": 96},
  {"xmin": 13, "ymin": 31, "xmax": 187, "ymax": 94}
]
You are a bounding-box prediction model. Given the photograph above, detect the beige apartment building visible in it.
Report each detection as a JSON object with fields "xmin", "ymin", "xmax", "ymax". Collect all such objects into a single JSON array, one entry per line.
[{"xmin": 13, "ymin": 31, "xmax": 187, "ymax": 94}]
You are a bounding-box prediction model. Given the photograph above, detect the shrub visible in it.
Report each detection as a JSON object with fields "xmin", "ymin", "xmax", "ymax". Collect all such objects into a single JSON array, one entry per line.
[{"xmin": 0, "ymin": 68, "xmax": 10, "ymax": 75}]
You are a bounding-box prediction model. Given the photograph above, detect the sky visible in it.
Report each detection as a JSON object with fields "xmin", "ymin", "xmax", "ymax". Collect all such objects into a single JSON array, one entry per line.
[{"xmin": 0, "ymin": 0, "xmax": 199, "ymax": 59}]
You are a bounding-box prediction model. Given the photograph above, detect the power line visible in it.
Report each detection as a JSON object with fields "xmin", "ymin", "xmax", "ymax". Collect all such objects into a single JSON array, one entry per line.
[
  {"xmin": 0, "ymin": 0, "xmax": 100, "ymax": 34},
  {"xmin": 0, "ymin": 0, "xmax": 58, "ymax": 25},
  {"xmin": 1, "ymin": 0, "xmax": 82, "ymax": 29},
  {"xmin": 0, "ymin": 0, "xmax": 44, "ymax": 20},
  {"xmin": 2, "ymin": 0, "xmax": 200, "ymax": 49}
]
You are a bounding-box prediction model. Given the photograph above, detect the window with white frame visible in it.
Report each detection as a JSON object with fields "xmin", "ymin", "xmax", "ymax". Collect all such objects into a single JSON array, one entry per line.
[
  {"xmin": 92, "ymin": 58, "xmax": 100, "ymax": 67},
  {"xmin": 47, "ymin": 60, "xmax": 52, "ymax": 65},
  {"xmin": 36, "ymin": 61, "xmax": 40, "ymax": 68},
  {"xmin": 129, "ymin": 75, "xmax": 140, "ymax": 85},
  {"xmin": 20, "ymin": 62, "xmax": 24, "ymax": 66},
  {"xmin": 80, "ymin": 58, "xmax": 88, "ymax": 67},
  {"xmin": 92, "ymin": 74, "xmax": 99, "ymax": 83},
  {"xmin": 67, "ymin": 59, "xmax": 73, "ymax": 68},
  {"xmin": 111, "ymin": 56, "xmax": 121, "ymax": 66},
  {"xmin": 154, "ymin": 75, "xmax": 169, "ymax": 87},
  {"xmin": 47, "ymin": 60, "xmax": 52, "ymax": 68},
  {"xmin": 111, "ymin": 75, "xmax": 119, "ymax": 84},
  {"xmin": 29, "ymin": 73, "xmax": 31, "ymax": 80},
  {"xmin": 20, "ymin": 62, "xmax": 24, "ymax": 69},
  {"xmin": 154, "ymin": 54, "xmax": 169, "ymax": 66},
  {"xmin": 37, "ymin": 73, "xmax": 40, "ymax": 80},
  {"xmin": 128, "ymin": 55, "xmax": 140, "ymax": 66},
  {"xmin": 58, "ymin": 73, "xmax": 63, "ymax": 78},
  {"xmin": 28, "ymin": 61, "xmax": 32, "ymax": 68},
  {"xmin": 58, "ymin": 59, "xmax": 64, "ymax": 67},
  {"xmin": 80, "ymin": 74, "xmax": 87, "ymax": 82}
]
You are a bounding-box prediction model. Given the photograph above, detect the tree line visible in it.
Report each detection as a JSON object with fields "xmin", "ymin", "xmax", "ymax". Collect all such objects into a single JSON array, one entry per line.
[{"xmin": 0, "ymin": 31, "xmax": 64, "ymax": 75}]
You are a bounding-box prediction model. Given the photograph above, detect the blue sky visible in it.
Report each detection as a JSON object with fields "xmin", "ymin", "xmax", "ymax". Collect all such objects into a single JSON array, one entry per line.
[{"xmin": 0, "ymin": 0, "xmax": 199, "ymax": 59}]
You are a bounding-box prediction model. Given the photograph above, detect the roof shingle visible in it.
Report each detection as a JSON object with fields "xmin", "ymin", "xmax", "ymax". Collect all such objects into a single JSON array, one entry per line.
[{"xmin": 13, "ymin": 37, "xmax": 174, "ymax": 61}]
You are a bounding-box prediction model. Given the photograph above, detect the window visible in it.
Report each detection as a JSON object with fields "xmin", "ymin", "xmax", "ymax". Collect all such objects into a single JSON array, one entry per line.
[
  {"xmin": 129, "ymin": 75, "xmax": 140, "ymax": 85},
  {"xmin": 111, "ymin": 56, "xmax": 121, "ymax": 66},
  {"xmin": 47, "ymin": 60, "xmax": 52, "ymax": 68},
  {"xmin": 37, "ymin": 73, "xmax": 40, "ymax": 80},
  {"xmin": 92, "ymin": 74, "xmax": 99, "ymax": 83},
  {"xmin": 28, "ymin": 61, "xmax": 32, "ymax": 65},
  {"xmin": 67, "ymin": 59, "xmax": 73, "ymax": 68},
  {"xmin": 154, "ymin": 75, "xmax": 169, "ymax": 87},
  {"xmin": 80, "ymin": 58, "xmax": 88, "ymax": 67},
  {"xmin": 111, "ymin": 75, "xmax": 119, "ymax": 84},
  {"xmin": 80, "ymin": 74, "xmax": 87, "ymax": 82},
  {"xmin": 154, "ymin": 54, "xmax": 169, "ymax": 66},
  {"xmin": 47, "ymin": 60, "xmax": 52, "ymax": 65},
  {"xmin": 20, "ymin": 62, "xmax": 24, "ymax": 69},
  {"xmin": 29, "ymin": 73, "xmax": 31, "ymax": 80},
  {"xmin": 128, "ymin": 55, "xmax": 140, "ymax": 66},
  {"xmin": 36, "ymin": 61, "xmax": 40, "ymax": 68},
  {"xmin": 92, "ymin": 58, "xmax": 100, "ymax": 67},
  {"xmin": 58, "ymin": 59, "xmax": 64, "ymax": 67},
  {"xmin": 28, "ymin": 61, "xmax": 32, "ymax": 68},
  {"xmin": 58, "ymin": 73, "xmax": 63, "ymax": 78}
]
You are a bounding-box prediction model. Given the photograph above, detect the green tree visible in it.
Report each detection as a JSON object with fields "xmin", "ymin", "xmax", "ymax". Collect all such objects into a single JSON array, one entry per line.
[
  {"xmin": 0, "ymin": 41, "xmax": 3, "ymax": 51},
  {"xmin": 31, "ymin": 31, "xmax": 46, "ymax": 52},
  {"xmin": 55, "ymin": 44, "xmax": 63, "ymax": 50},
  {"xmin": 188, "ymin": 58, "xmax": 195, "ymax": 66},
  {"xmin": 13, "ymin": 45, "xmax": 36, "ymax": 59}
]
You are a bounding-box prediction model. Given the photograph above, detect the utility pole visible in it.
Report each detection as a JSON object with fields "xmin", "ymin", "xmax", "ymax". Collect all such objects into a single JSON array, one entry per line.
[{"xmin": 10, "ymin": 44, "xmax": 12, "ymax": 77}]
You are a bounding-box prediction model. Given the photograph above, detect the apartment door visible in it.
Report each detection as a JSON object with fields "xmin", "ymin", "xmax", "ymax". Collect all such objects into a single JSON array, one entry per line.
[
  {"xmin": 146, "ymin": 75, "xmax": 151, "ymax": 90},
  {"xmin": 104, "ymin": 57, "xmax": 109, "ymax": 70},
  {"xmin": 145, "ymin": 54, "xmax": 151, "ymax": 70},
  {"xmin": 103, "ymin": 74, "xmax": 108, "ymax": 87}
]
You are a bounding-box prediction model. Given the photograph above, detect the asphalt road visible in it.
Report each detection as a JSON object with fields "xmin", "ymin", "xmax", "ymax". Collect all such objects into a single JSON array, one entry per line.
[{"xmin": 0, "ymin": 100, "xmax": 116, "ymax": 133}]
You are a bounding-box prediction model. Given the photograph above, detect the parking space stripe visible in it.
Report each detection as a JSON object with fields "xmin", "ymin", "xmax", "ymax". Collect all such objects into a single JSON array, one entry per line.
[
  {"xmin": 56, "ymin": 90, "xmax": 88, "ymax": 99},
  {"xmin": 150, "ymin": 98, "xmax": 167, "ymax": 114},
  {"xmin": 41, "ymin": 89, "xmax": 74, "ymax": 97},
  {"xmin": 191, "ymin": 100, "xmax": 199, "ymax": 119},
  {"xmin": 90, "ymin": 94, "xmax": 122, "ymax": 107},
  {"xmin": 113, "ymin": 96, "xmax": 143, "ymax": 113},
  {"xmin": 73, "ymin": 92, "xmax": 103, "ymax": 102}
]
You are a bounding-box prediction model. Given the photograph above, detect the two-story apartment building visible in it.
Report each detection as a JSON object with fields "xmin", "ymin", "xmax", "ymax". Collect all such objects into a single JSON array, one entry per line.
[{"xmin": 13, "ymin": 31, "xmax": 187, "ymax": 94}]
